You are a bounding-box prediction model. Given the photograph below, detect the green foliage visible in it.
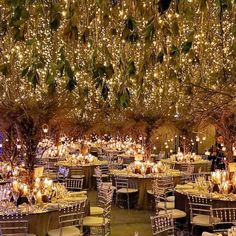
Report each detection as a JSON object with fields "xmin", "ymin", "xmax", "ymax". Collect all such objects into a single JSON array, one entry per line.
[
  {"xmin": 128, "ymin": 61, "xmax": 136, "ymax": 77},
  {"xmin": 93, "ymin": 63, "xmax": 114, "ymax": 80},
  {"xmin": 170, "ymin": 45, "xmax": 179, "ymax": 57},
  {"xmin": 22, "ymin": 66, "xmax": 40, "ymax": 89},
  {"xmin": 45, "ymin": 64, "xmax": 57, "ymax": 96},
  {"xmin": 122, "ymin": 16, "xmax": 139, "ymax": 43},
  {"xmin": 181, "ymin": 41, "xmax": 192, "ymax": 53},
  {"xmin": 144, "ymin": 18, "xmax": 155, "ymax": 42},
  {"xmin": 57, "ymin": 48, "xmax": 77, "ymax": 92},
  {"xmin": 49, "ymin": 3, "xmax": 62, "ymax": 31},
  {"xmin": 117, "ymin": 87, "xmax": 130, "ymax": 108}
]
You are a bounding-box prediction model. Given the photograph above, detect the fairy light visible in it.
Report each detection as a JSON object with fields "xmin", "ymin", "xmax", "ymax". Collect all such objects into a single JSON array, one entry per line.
[{"xmin": 0, "ymin": 0, "xmax": 234, "ymax": 126}]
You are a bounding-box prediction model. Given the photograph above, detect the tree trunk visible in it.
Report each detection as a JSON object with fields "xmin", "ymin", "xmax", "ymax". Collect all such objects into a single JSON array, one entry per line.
[
  {"xmin": 16, "ymin": 116, "xmax": 40, "ymax": 184},
  {"xmin": 144, "ymin": 126, "xmax": 153, "ymax": 160}
]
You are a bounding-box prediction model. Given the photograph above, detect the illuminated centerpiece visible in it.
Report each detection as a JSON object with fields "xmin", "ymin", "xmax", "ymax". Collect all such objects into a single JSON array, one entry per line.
[
  {"xmin": 210, "ymin": 170, "xmax": 236, "ymax": 194},
  {"xmin": 126, "ymin": 161, "xmax": 170, "ymax": 175},
  {"xmin": 65, "ymin": 153, "xmax": 98, "ymax": 165},
  {"xmin": 11, "ymin": 177, "xmax": 54, "ymax": 205},
  {"xmin": 170, "ymin": 152, "xmax": 203, "ymax": 162}
]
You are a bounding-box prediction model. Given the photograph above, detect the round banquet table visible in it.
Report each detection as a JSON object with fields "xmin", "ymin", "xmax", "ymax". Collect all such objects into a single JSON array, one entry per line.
[
  {"xmin": 0, "ymin": 210, "xmax": 59, "ymax": 236},
  {"xmin": 29, "ymin": 210, "xmax": 59, "ymax": 236},
  {"xmin": 161, "ymin": 159, "xmax": 211, "ymax": 173},
  {"xmin": 0, "ymin": 196, "xmax": 89, "ymax": 236},
  {"xmin": 56, "ymin": 163, "xmax": 108, "ymax": 189},
  {"xmin": 111, "ymin": 174, "xmax": 181, "ymax": 210},
  {"xmin": 175, "ymin": 190, "xmax": 236, "ymax": 220}
]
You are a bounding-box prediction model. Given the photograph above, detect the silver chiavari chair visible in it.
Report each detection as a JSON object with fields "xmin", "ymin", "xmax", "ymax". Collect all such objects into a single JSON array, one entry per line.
[
  {"xmin": 90, "ymin": 185, "xmax": 114, "ymax": 216},
  {"xmin": 94, "ymin": 165, "xmax": 109, "ymax": 178},
  {"xmin": 48, "ymin": 200, "xmax": 86, "ymax": 236},
  {"xmin": 94, "ymin": 167, "xmax": 114, "ymax": 191},
  {"xmin": 64, "ymin": 178, "xmax": 83, "ymax": 191},
  {"xmin": 188, "ymin": 195, "xmax": 214, "ymax": 235},
  {"xmin": 181, "ymin": 164, "xmax": 195, "ymax": 183},
  {"xmin": 153, "ymin": 176, "xmax": 175, "ymax": 212},
  {"xmin": 114, "ymin": 175, "xmax": 138, "ymax": 209},
  {"xmin": 0, "ymin": 213, "xmax": 36, "ymax": 236},
  {"xmin": 150, "ymin": 213, "xmax": 174, "ymax": 236},
  {"xmin": 70, "ymin": 166, "xmax": 85, "ymax": 179},
  {"xmin": 212, "ymin": 208, "xmax": 236, "ymax": 233},
  {"xmin": 83, "ymin": 187, "xmax": 114, "ymax": 236},
  {"xmin": 153, "ymin": 176, "xmax": 186, "ymax": 224}
]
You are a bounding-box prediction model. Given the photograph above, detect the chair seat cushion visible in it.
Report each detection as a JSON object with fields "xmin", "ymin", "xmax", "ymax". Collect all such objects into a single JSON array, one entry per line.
[
  {"xmin": 90, "ymin": 206, "xmax": 104, "ymax": 215},
  {"xmin": 166, "ymin": 196, "xmax": 175, "ymax": 202},
  {"xmin": 159, "ymin": 209, "xmax": 186, "ymax": 219},
  {"xmin": 48, "ymin": 226, "xmax": 82, "ymax": 236},
  {"xmin": 192, "ymin": 215, "xmax": 220, "ymax": 227},
  {"xmin": 117, "ymin": 188, "xmax": 138, "ymax": 194},
  {"xmin": 83, "ymin": 216, "xmax": 109, "ymax": 227},
  {"xmin": 157, "ymin": 201, "xmax": 175, "ymax": 209}
]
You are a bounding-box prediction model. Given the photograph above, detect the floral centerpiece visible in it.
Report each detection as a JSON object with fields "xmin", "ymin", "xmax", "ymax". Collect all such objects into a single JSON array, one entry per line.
[
  {"xmin": 126, "ymin": 161, "xmax": 169, "ymax": 175},
  {"xmin": 65, "ymin": 153, "xmax": 97, "ymax": 165},
  {"xmin": 170, "ymin": 152, "xmax": 202, "ymax": 162}
]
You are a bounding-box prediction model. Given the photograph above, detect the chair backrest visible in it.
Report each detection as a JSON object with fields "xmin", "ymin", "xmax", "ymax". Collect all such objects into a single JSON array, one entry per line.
[
  {"xmin": 70, "ymin": 166, "xmax": 83, "ymax": 176},
  {"xmin": 181, "ymin": 164, "xmax": 194, "ymax": 174},
  {"xmin": 188, "ymin": 195, "xmax": 212, "ymax": 224},
  {"xmin": 212, "ymin": 208, "xmax": 236, "ymax": 232},
  {"xmin": 98, "ymin": 188, "xmax": 114, "ymax": 219},
  {"xmin": 206, "ymin": 161, "xmax": 212, "ymax": 172},
  {"xmin": 150, "ymin": 214, "xmax": 174, "ymax": 236},
  {"xmin": 99, "ymin": 165, "xmax": 109, "ymax": 175},
  {"xmin": 114, "ymin": 175, "xmax": 129, "ymax": 189},
  {"xmin": 154, "ymin": 176, "xmax": 174, "ymax": 193},
  {"xmin": 0, "ymin": 213, "xmax": 29, "ymax": 235},
  {"xmin": 65, "ymin": 178, "xmax": 83, "ymax": 191},
  {"xmin": 94, "ymin": 166, "xmax": 102, "ymax": 176},
  {"xmin": 59, "ymin": 200, "xmax": 85, "ymax": 230}
]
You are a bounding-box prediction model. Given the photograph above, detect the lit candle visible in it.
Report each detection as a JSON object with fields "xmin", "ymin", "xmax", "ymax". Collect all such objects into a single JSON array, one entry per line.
[
  {"xmin": 13, "ymin": 180, "xmax": 18, "ymax": 192},
  {"xmin": 36, "ymin": 191, "xmax": 42, "ymax": 203},
  {"xmin": 23, "ymin": 185, "xmax": 28, "ymax": 195}
]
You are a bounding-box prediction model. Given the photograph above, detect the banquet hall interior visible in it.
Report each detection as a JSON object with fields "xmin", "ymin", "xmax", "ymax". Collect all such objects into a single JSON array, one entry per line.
[{"xmin": 0, "ymin": 0, "xmax": 235, "ymax": 235}]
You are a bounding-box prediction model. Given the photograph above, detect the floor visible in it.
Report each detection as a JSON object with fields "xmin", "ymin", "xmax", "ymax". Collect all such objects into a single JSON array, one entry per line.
[
  {"xmin": 87, "ymin": 191, "xmax": 208, "ymax": 236},
  {"xmin": 88, "ymin": 190, "xmax": 153, "ymax": 236}
]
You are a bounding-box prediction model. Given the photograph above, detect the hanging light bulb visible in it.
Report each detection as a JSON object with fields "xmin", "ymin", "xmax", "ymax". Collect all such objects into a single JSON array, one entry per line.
[{"xmin": 42, "ymin": 124, "xmax": 49, "ymax": 134}]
